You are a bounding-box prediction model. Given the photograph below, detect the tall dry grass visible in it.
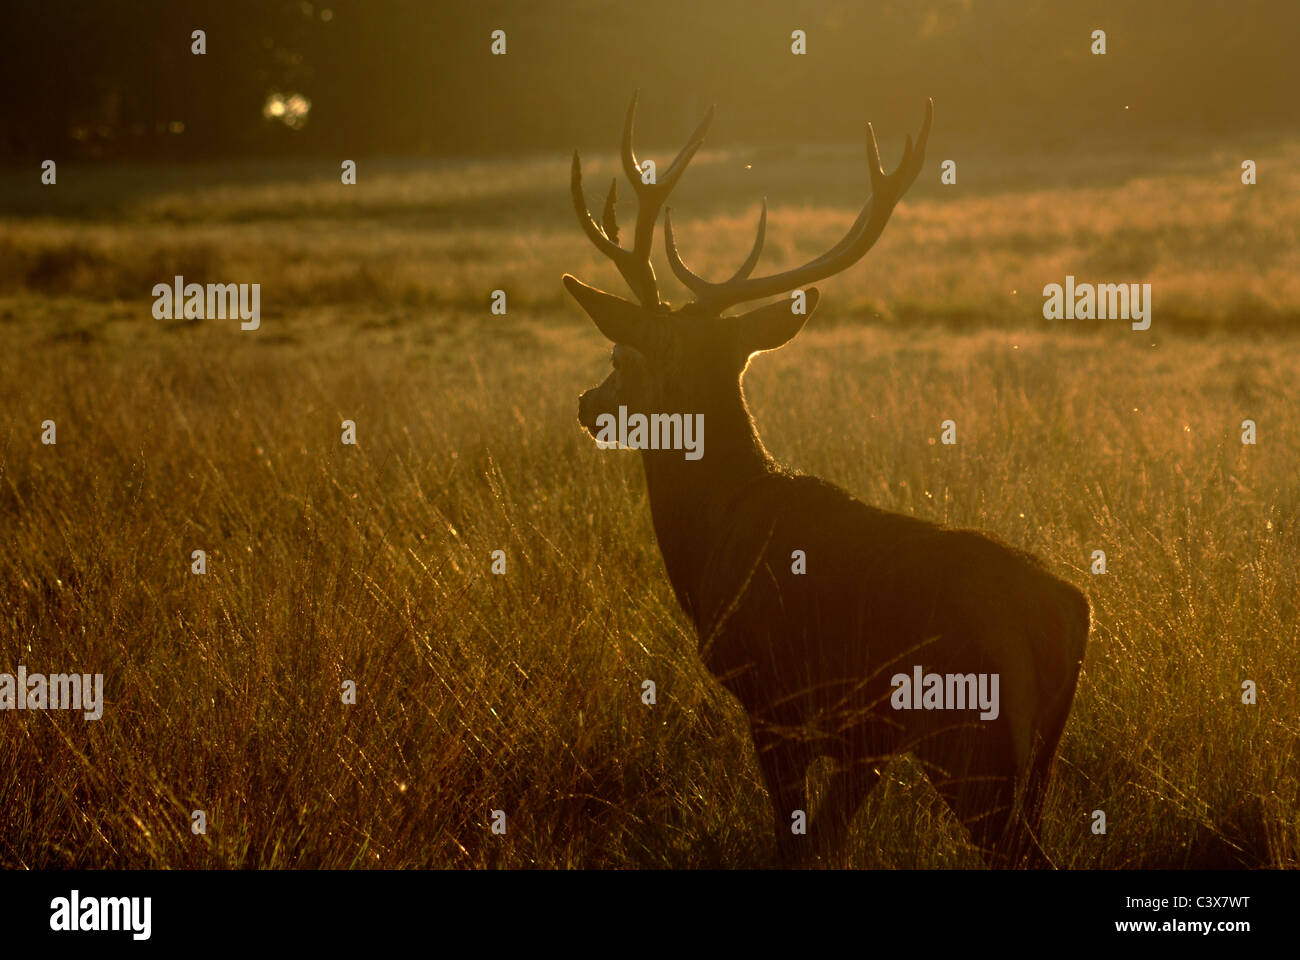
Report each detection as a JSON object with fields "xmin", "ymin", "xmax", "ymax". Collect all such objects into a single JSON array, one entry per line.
[{"xmin": 0, "ymin": 138, "xmax": 1297, "ymax": 867}]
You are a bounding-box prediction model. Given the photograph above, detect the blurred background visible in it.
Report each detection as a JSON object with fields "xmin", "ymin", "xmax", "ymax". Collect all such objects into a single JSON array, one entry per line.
[{"xmin": 3, "ymin": 0, "xmax": 1296, "ymax": 163}]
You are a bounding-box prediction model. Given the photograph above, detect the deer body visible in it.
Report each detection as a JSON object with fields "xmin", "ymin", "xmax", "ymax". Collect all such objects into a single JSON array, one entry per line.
[{"xmin": 566, "ymin": 94, "xmax": 1088, "ymax": 866}]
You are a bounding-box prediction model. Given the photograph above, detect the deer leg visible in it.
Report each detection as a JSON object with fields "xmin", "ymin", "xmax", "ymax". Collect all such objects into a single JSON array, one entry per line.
[
  {"xmin": 1008, "ymin": 688, "xmax": 1080, "ymax": 870},
  {"xmin": 947, "ymin": 759, "xmax": 1068, "ymax": 868},
  {"xmin": 916, "ymin": 724, "xmax": 1022, "ymax": 868},
  {"xmin": 935, "ymin": 771, "xmax": 1017, "ymax": 867},
  {"xmin": 936, "ymin": 766, "xmax": 1062, "ymax": 868},
  {"xmin": 752, "ymin": 731, "xmax": 810, "ymax": 867},
  {"xmin": 1008, "ymin": 746, "xmax": 1058, "ymax": 869},
  {"xmin": 992, "ymin": 794, "xmax": 1055, "ymax": 869},
  {"xmin": 1016, "ymin": 822, "xmax": 1054, "ymax": 870},
  {"xmin": 811, "ymin": 759, "xmax": 881, "ymax": 864}
]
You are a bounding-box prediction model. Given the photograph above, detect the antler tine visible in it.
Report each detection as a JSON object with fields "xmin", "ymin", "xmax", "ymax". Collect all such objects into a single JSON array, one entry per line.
[
  {"xmin": 663, "ymin": 208, "xmax": 708, "ymax": 297},
  {"xmin": 665, "ymin": 198, "xmax": 767, "ymax": 295},
  {"xmin": 623, "ymin": 92, "xmax": 714, "ymax": 262},
  {"xmin": 866, "ymin": 122, "xmax": 885, "ymax": 186},
  {"xmin": 901, "ymin": 97, "xmax": 933, "ymax": 192},
  {"xmin": 571, "ymin": 151, "xmax": 622, "ymax": 261},
  {"xmin": 622, "ymin": 92, "xmax": 715, "ymax": 201},
  {"xmin": 601, "ymin": 177, "xmax": 619, "ymax": 244},
  {"xmin": 656, "ymin": 106, "xmax": 716, "ymax": 195},
  {"xmin": 681, "ymin": 98, "xmax": 933, "ymax": 313},
  {"xmin": 727, "ymin": 198, "xmax": 767, "ymax": 283},
  {"xmin": 619, "ymin": 92, "xmax": 644, "ymax": 187},
  {"xmin": 571, "ymin": 146, "xmax": 659, "ymax": 306},
  {"xmin": 571, "ymin": 91, "xmax": 714, "ymax": 308}
]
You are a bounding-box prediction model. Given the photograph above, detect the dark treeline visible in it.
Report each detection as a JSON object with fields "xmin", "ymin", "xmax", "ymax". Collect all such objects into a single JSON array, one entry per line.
[{"xmin": 2, "ymin": 0, "xmax": 1296, "ymax": 162}]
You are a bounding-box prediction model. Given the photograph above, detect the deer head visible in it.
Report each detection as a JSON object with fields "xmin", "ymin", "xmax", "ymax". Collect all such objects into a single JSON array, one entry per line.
[{"xmin": 567, "ymin": 92, "xmax": 932, "ymax": 441}]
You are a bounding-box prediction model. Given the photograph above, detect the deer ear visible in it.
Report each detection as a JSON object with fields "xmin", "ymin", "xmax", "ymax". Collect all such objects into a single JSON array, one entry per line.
[
  {"xmin": 563, "ymin": 274, "xmax": 652, "ymax": 350},
  {"xmin": 731, "ymin": 287, "xmax": 820, "ymax": 355}
]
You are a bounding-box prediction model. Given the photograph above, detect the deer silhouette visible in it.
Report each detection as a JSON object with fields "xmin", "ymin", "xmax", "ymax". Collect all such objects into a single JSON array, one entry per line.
[{"xmin": 565, "ymin": 94, "xmax": 1089, "ymax": 867}]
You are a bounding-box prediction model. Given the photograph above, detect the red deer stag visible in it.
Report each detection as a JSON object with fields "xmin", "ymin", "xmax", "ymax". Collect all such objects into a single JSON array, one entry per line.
[{"xmin": 566, "ymin": 93, "xmax": 1089, "ymax": 867}]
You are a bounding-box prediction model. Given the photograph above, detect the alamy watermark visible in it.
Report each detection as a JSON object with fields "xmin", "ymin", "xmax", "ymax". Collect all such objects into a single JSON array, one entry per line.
[
  {"xmin": 152, "ymin": 274, "xmax": 260, "ymax": 330},
  {"xmin": 891, "ymin": 665, "xmax": 1000, "ymax": 720},
  {"xmin": 1043, "ymin": 274, "xmax": 1152, "ymax": 330},
  {"xmin": 594, "ymin": 405, "xmax": 704, "ymax": 461},
  {"xmin": 1, "ymin": 667, "xmax": 104, "ymax": 720},
  {"xmin": 50, "ymin": 890, "xmax": 150, "ymax": 940}
]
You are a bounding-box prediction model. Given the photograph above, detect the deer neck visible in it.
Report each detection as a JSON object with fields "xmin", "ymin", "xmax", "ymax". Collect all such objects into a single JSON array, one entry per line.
[{"xmin": 638, "ymin": 373, "xmax": 772, "ymax": 623}]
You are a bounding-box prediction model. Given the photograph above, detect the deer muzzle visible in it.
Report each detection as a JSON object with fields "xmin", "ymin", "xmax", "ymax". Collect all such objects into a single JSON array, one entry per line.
[{"xmin": 578, "ymin": 372, "xmax": 618, "ymax": 436}]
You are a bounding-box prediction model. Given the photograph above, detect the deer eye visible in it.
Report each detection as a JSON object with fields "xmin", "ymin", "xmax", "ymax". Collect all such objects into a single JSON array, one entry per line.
[{"xmin": 612, "ymin": 343, "xmax": 642, "ymax": 370}]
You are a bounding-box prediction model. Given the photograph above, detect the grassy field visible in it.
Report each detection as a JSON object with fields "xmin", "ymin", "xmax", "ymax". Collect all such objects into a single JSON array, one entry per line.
[{"xmin": 1, "ymin": 134, "xmax": 1298, "ymax": 868}]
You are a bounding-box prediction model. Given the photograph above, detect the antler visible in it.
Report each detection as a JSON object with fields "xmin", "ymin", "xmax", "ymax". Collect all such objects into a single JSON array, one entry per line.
[
  {"xmin": 664, "ymin": 98, "xmax": 933, "ymax": 313},
  {"xmin": 570, "ymin": 91, "xmax": 714, "ymax": 308}
]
